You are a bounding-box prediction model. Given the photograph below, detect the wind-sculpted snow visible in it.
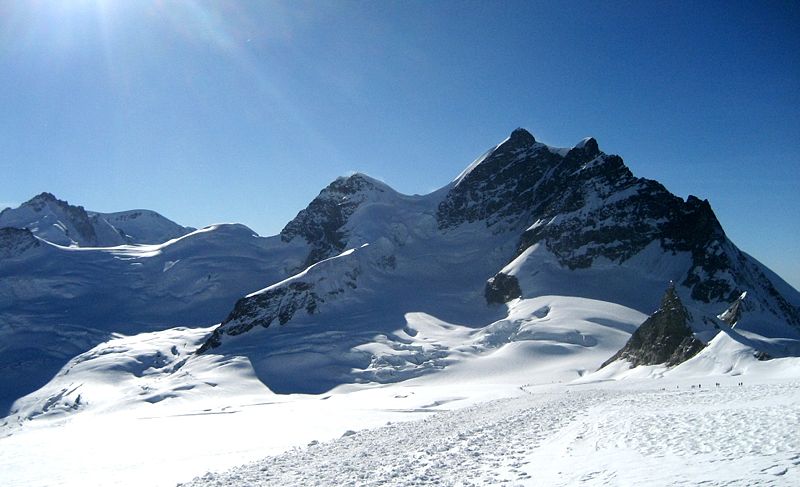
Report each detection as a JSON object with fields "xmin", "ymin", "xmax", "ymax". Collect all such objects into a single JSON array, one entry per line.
[
  {"xmin": 179, "ymin": 382, "xmax": 800, "ymax": 487},
  {"xmin": 1, "ymin": 325, "xmax": 242, "ymax": 428},
  {"xmin": 195, "ymin": 293, "xmax": 641, "ymax": 394}
]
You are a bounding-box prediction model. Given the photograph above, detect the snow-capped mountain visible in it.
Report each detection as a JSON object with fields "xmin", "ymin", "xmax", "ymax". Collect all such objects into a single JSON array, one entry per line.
[
  {"xmin": 0, "ymin": 192, "xmax": 194, "ymax": 247},
  {"xmin": 195, "ymin": 128, "xmax": 799, "ymax": 394},
  {"xmin": 3, "ymin": 128, "xmax": 800, "ymax": 415},
  {"xmin": 3, "ymin": 128, "xmax": 800, "ymax": 487}
]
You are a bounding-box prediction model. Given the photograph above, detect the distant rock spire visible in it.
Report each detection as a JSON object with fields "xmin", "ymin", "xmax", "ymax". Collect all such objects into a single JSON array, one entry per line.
[{"xmin": 717, "ymin": 291, "xmax": 747, "ymax": 327}]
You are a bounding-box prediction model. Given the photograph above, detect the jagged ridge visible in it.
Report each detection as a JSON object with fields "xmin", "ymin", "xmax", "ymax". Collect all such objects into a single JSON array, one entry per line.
[{"xmin": 197, "ymin": 127, "xmax": 800, "ymax": 357}]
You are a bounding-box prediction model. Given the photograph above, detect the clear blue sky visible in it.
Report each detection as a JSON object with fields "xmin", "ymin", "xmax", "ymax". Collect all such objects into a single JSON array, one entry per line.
[{"xmin": 1, "ymin": 0, "xmax": 798, "ymax": 288}]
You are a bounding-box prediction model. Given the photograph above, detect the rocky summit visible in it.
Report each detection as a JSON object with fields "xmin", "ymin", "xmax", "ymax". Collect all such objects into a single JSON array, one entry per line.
[
  {"xmin": 279, "ymin": 173, "xmax": 392, "ymax": 269},
  {"xmin": 601, "ymin": 282, "xmax": 705, "ymax": 368}
]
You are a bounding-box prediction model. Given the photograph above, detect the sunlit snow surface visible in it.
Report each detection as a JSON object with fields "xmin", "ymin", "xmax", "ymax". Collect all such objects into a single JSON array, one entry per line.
[
  {"xmin": 1, "ymin": 298, "xmax": 799, "ymax": 486},
  {"xmin": 178, "ymin": 382, "xmax": 800, "ymax": 487},
  {"xmin": 3, "ymin": 136, "xmax": 800, "ymax": 486}
]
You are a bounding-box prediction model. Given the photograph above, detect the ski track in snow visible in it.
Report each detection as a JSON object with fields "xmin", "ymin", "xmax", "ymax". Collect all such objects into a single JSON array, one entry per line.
[{"xmin": 179, "ymin": 382, "xmax": 800, "ymax": 486}]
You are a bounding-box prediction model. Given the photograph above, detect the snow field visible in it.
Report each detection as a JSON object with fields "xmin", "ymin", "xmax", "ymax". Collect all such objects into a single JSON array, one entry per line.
[
  {"xmin": 178, "ymin": 380, "xmax": 800, "ymax": 486},
  {"xmin": 178, "ymin": 390, "xmax": 600, "ymax": 486},
  {"xmin": 528, "ymin": 381, "xmax": 800, "ymax": 486}
]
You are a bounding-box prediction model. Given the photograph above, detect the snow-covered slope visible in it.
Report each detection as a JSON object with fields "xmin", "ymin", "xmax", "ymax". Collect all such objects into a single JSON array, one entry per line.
[
  {"xmin": 0, "ymin": 223, "xmax": 309, "ymax": 413},
  {"xmin": 0, "ymin": 223, "xmax": 308, "ymax": 332},
  {"xmin": 3, "ymin": 314, "xmax": 799, "ymax": 487},
  {"xmin": 0, "ymin": 192, "xmax": 194, "ymax": 246},
  {"xmin": 2, "ymin": 295, "xmax": 643, "ymax": 426},
  {"xmin": 92, "ymin": 209, "xmax": 195, "ymax": 245},
  {"xmin": 197, "ymin": 128, "xmax": 800, "ymax": 391},
  {"xmin": 175, "ymin": 380, "xmax": 800, "ymax": 487}
]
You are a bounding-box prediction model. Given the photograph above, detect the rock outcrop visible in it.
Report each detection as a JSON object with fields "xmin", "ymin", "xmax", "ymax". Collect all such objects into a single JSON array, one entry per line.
[
  {"xmin": 0, "ymin": 227, "xmax": 41, "ymax": 259},
  {"xmin": 601, "ymin": 282, "xmax": 705, "ymax": 368}
]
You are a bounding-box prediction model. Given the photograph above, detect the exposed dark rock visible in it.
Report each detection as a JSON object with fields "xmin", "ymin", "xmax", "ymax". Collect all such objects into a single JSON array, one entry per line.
[
  {"xmin": 567, "ymin": 137, "xmax": 600, "ymax": 159},
  {"xmin": 437, "ymin": 130, "xmax": 568, "ymax": 230},
  {"xmin": 601, "ymin": 282, "xmax": 705, "ymax": 368},
  {"xmin": 754, "ymin": 350, "xmax": 772, "ymax": 361},
  {"xmin": 717, "ymin": 292, "xmax": 747, "ymax": 326},
  {"xmin": 485, "ymin": 273, "xmax": 522, "ymax": 304},
  {"xmin": 197, "ymin": 281, "xmax": 320, "ymax": 354},
  {"xmin": 280, "ymin": 174, "xmax": 386, "ymax": 269},
  {"xmin": 197, "ymin": 250, "xmax": 363, "ymax": 353},
  {"xmin": 436, "ymin": 129, "xmax": 799, "ymax": 330},
  {"xmin": 0, "ymin": 227, "xmax": 41, "ymax": 258},
  {"xmin": 23, "ymin": 192, "xmax": 58, "ymax": 210},
  {"xmin": 508, "ymin": 127, "xmax": 536, "ymax": 146}
]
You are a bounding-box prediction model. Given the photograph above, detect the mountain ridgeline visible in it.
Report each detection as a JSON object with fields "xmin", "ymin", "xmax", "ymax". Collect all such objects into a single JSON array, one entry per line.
[
  {"xmin": 0, "ymin": 192, "xmax": 194, "ymax": 247},
  {"xmin": 3, "ymin": 127, "xmax": 800, "ymax": 411},
  {"xmin": 199, "ymin": 128, "xmax": 800, "ymax": 357}
]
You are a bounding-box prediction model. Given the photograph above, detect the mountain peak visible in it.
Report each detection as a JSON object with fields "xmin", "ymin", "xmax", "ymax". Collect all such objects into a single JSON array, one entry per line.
[
  {"xmin": 23, "ymin": 192, "xmax": 62, "ymax": 211},
  {"xmin": 1, "ymin": 193, "xmax": 192, "ymax": 247},
  {"xmin": 331, "ymin": 173, "xmax": 390, "ymax": 195},
  {"xmin": 280, "ymin": 173, "xmax": 394, "ymax": 268},
  {"xmin": 661, "ymin": 280, "xmax": 680, "ymax": 309},
  {"xmin": 571, "ymin": 137, "xmax": 600, "ymax": 158},
  {"xmin": 28, "ymin": 192, "xmax": 57, "ymax": 202},
  {"xmin": 508, "ymin": 127, "xmax": 536, "ymax": 146}
]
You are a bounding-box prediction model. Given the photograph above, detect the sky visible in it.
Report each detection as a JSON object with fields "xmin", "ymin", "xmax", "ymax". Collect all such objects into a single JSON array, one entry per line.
[{"xmin": 1, "ymin": 0, "xmax": 798, "ymax": 288}]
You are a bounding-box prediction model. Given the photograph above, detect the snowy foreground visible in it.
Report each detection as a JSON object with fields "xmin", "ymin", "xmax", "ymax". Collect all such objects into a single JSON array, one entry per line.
[
  {"xmin": 2, "ymin": 297, "xmax": 799, "ymax": 487},
  {"xmin": 179, "ymin": 380, "xmax": 800, "ymax": 487},
  {"xmin": 2, "ymin": 376, "xmax": 798, "ymax": 486}
]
